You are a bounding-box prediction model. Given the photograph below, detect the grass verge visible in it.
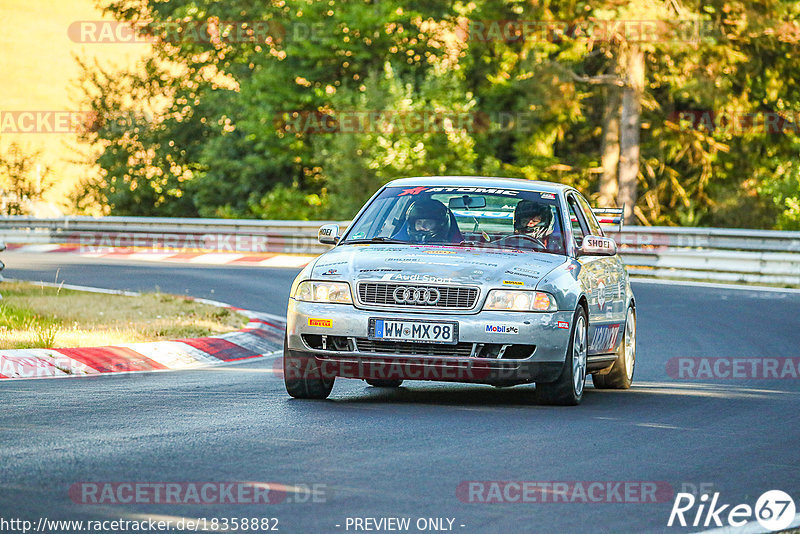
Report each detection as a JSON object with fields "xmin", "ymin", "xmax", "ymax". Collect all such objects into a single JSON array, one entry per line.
[{"xmin": 0, "ymin": 281, "xmax": 248, "ymax": 350}]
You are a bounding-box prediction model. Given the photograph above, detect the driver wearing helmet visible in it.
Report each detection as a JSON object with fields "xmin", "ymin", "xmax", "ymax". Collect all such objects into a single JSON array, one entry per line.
[
  {"xmin": 404, "ymin": 198, "xmax": 453, "ymax": 244},
  {"xmin": 513, "ymin": 200, "xmax": 561, "ymax": 251}
]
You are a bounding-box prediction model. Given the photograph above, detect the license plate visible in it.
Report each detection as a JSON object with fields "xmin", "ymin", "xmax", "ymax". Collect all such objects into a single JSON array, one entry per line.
[{"xmin": 369, "ymin": 318, "xmax": 458, "ymax": 344}]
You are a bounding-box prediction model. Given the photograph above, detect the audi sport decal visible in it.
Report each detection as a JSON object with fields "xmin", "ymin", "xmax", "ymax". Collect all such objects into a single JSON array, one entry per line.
[
  {"xmin": 308, "ymin": 318, "xmax": 333, "ymax": 328},
  {"xmin": 388, "ymin": 273, "xmax": 454, "ymax": 283}
]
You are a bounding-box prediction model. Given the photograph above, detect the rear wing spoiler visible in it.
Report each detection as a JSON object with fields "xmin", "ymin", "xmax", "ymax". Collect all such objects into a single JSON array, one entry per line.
[
  {"xmin": 591, "ymin": 206, "xmax": 624, "ymax": 232},
  {"xmin": 568, "ymin": 206, "xmax": 624, "ymax": 232}
]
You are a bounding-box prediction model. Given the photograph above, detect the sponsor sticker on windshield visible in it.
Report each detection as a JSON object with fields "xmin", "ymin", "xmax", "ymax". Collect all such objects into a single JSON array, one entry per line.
[
  {"xmin": 429, "ymin": 186, "xmax": 520, "ymax": 196},
  {"xmin": 394, "ymin": 186, "xmax": 521, "ymax": 196},
  {"xmin": 399, "ymin": 186, "xmax": 428, "ymax": 196}
]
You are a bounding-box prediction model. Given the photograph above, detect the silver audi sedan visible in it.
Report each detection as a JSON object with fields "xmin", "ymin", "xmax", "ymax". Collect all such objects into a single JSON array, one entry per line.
[{"xmin": 284, "ymin": 177, "xmax": 636, "ymax": 405}]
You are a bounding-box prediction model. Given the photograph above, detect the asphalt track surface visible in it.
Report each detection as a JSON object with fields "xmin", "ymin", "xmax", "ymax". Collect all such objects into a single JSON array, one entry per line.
[{"xmin": 1, "ymin": 251, "xmax": 799, "ymax": 534}]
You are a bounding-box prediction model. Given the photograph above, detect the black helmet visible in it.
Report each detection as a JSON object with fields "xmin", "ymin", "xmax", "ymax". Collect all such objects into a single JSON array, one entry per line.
[
  {"xmin": 513, "ymin": 200, "xmax": 552, "ymax": 239},
  {"xmin": 406, "ymin": 199, "xmax": 451, "ymax": 243}
]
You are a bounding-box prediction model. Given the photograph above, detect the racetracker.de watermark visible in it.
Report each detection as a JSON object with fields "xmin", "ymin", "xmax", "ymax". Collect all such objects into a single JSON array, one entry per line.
[
  {"xmin": 274, "ymin": 110, "xmax": 538, "ymax": 135},
  {"xmin": 68, "ymin": 20, "xmax": 287, "ymax": 44},
  {"xmin": 669, "ymin": 111, "xmax": 800, "ymax": 135},
  {"xmin": 456, "ymin": 481, "xmax": 674, "ymax": 503},
  {"xmin": 75, "ymin": 231, "xmax": 321, "ymax": 255},
  {"xmin": 69, "ymin": 482, "xmax": 328, "ymax": 505},
  {"xmin": 0, "ymin": 111, "xmax": 97, "ymax": 134},
  {"xmin": 461, "ymin": 19, "xmax": 716, "ymax": 43},
  {"xmin": 283, "ymin": 357, "xmax": 508, "ymax": 382},
  {"xmin": 666, "ymin": 357, "xmax": 800, "ymax": 380}
]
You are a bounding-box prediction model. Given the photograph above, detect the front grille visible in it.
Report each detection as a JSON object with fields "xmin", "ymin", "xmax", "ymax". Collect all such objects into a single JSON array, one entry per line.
[
  {"xmin": 355, "ymin": 338, "xmax": 474, "ymax": 357},
  {"xmin": 357, "ymin": 282, "xmax": 479, "ymax": 309}
]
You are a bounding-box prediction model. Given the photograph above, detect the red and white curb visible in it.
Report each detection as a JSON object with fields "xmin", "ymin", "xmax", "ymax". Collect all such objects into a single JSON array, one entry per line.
[
  {"xmin": 0, "ymin": 283, "xmax": 287, "ymax": 380},
  {"xmin": 4, "ymin": 244, "xmax": 316, "ymax": 268}
]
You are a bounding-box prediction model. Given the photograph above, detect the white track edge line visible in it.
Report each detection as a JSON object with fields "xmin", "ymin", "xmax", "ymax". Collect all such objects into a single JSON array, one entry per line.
[{"xmin": 630, "ymin": 277, "xmax": 800, "ymax": 294}]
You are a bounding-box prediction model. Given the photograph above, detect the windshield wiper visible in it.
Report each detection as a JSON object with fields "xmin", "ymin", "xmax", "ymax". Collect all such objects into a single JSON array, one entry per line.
[
  {"xmin": 457, "ymin": 239, "xmax": 548, "ymax": 253},
  {"xmin": 343, "ymin": 236, "xmax": 408, "ymax": 244},
  {"xmin": 458, "ymin": 240, "xmax": 488, "ymax": 247}
]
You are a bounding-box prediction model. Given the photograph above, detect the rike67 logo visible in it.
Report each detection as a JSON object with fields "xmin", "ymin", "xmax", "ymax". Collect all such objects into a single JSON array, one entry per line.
[{"xmin": 668, "ymin": 490, "xmax": 796, "ymax": 531}]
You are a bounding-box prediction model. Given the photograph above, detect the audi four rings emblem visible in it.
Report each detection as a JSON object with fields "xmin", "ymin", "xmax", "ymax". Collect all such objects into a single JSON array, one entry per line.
[{"xmin": 393, "ymin": 286, "xmax": 441, "ymax": 305}]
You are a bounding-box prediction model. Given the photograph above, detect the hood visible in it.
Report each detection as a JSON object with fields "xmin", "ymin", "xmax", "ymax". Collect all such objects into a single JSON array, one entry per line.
[{"xmin": 309, "ymin": 243, "xmax": 566, "ymax": 288}]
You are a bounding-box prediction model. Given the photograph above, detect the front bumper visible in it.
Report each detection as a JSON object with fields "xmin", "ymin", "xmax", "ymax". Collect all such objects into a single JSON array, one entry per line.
[{"xmin": 286, "ymin": 299, "xmax": 573, "ymax": 384}]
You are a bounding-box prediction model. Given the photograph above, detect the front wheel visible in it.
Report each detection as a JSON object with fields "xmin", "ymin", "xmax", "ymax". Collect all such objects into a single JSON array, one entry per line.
[
  {"xmin": 592, "ymin": 305, "xmax": 636, "ymax": 389},
  {"xmin": 534, "ymin": 307, "xmax": 588, "ymax": 406},
  {"xmin": 283, "ymin": 335, "xmax": 334, "ymax": 399}
]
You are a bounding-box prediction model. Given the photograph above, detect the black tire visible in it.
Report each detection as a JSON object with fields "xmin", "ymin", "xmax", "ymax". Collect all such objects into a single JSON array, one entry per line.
[
  {"xmin": 283, "ymin": 335, "xmax": 334, "ymax": 399},
  {"xmin": 592, "ymin": 306, "xmax": 636, "ymax": 389},
  {"xmin": 365, "ymin": 379, "xmax": 404, "ymax": 388},
  {"xmin": 534, "ymin": 306, "xmax": 588, "ymax": 406}
]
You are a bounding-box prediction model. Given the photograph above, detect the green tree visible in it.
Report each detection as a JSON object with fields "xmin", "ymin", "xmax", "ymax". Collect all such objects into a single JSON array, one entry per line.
[
  {"xmin": 0, "ymin": 142, "xmax": 52, "ymax": 215},
  {"xmin": 75, "ymin": 0, "xmax": 800, "ymax": 229}
]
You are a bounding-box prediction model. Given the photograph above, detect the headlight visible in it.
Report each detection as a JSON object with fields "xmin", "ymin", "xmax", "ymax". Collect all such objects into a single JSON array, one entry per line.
[
  {"xmin": 483, "ymin": 290, "xmax": 557, "ymax": 312},
  {"xmin": 293, "ymin": 281, "xmax": 353, "ymax": 304}
]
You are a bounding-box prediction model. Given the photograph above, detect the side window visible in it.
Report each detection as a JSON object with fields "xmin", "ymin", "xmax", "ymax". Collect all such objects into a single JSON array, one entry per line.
[
  {"xmin": 575, "ymin": 194, "xmax": 603, "ymax": 236},
  {"xmin": 567, "ymin": 198, "xmax": 586, "ymax": 247}
]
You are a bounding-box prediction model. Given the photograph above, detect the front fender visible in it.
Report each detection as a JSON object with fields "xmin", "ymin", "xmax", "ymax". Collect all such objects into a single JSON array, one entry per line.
[{"xmin": 535, "ymin": 260, "xmax": 584, "ymax": 312}]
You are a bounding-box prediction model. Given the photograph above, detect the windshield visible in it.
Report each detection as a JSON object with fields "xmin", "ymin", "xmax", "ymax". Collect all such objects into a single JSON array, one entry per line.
[{"xmin": 342, "ymin": 185, "xmax": 566, "ymax": 254}]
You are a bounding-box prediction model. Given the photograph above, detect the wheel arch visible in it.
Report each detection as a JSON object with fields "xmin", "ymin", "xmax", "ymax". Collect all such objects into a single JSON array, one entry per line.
[{"xmin": 577, "ymin": 294, "xmax": 589, "ymax": 316}]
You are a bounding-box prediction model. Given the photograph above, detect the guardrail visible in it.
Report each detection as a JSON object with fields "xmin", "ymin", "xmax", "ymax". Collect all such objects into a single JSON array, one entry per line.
[
  {"xmin": 1, "ymin": 216, "xmax": 799, "ymax": 286},
  {"xmin": 606, "ymin": 227, "xmax": 800, "ymax": 285}
]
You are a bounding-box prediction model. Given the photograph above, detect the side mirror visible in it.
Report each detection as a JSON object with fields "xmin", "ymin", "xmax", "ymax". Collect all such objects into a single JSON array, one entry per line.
[
  {"xmin": 580, "ymin": 235, "xmax": 617, "ymax": 256},
  {"xmin": 318, "ymin": 224, "xmax": 340, "ymax": 245}
]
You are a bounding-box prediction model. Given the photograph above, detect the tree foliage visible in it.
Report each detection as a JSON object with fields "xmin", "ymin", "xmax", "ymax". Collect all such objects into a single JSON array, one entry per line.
[
  {"xmin": 0, "ymin": 142, "xmax": 52, "ymax": 215},
  {"xmin": 75, "ymin": 0, "xmax": 800, "ymax": 228}
]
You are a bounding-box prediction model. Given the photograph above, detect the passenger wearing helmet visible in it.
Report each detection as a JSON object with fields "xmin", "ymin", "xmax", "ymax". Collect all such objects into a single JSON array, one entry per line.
[
  {"xmin": 513, "ymin": 200, "xmax": 561, "ymax": 251},
  {"xmin": 404, "ymin": 198, "xmax": 452, "ymax": 244}
]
